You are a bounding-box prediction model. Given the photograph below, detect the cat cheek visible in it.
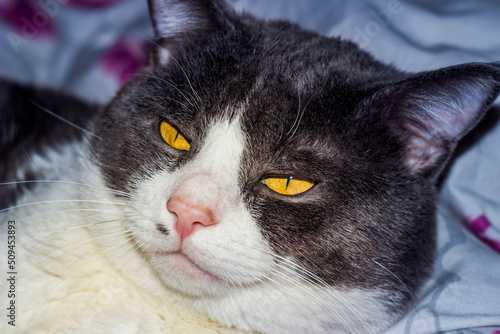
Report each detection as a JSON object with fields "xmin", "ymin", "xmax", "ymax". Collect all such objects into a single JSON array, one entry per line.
[{"xmin": 127, "ymin": 172, "xmax": 180, "ymax": 247}]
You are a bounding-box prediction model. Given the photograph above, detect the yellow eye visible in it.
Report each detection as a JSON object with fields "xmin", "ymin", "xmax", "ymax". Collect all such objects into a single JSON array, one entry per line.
[
  {"xmin": 263, "ymin": 177, "xmax": 315, "ymax": 196},
  {"xmin": 160, "ymin": 120, "xmax": 191, "ymax": 151}
]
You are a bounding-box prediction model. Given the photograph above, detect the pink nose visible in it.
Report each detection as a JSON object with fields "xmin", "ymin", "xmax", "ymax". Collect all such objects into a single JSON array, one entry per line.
[{"xmin": 167, "ymin": 197, "xmax": 217, "ymax": 241}]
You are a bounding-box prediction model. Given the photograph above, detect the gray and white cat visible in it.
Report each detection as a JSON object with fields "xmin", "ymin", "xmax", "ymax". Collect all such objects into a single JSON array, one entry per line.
[{"xmin": 1, "ymin": 0, "xmax": 500, "ymax": 333}]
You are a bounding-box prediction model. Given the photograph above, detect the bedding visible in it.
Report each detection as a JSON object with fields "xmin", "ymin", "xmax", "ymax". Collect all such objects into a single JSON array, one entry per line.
[{"xmin": 1, "ymin": 0, "xmax": 499, "ymax": 333}]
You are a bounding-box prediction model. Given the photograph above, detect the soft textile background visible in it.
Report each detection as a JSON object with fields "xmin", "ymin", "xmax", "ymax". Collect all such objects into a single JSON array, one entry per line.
[{"xmin": 1, "ymin": 1, "xmax": 499, "ymax": 333}]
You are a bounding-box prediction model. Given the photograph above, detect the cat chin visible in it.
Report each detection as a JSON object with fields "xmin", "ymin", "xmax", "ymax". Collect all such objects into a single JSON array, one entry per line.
[
  {"xmin": 154, "ymin": 251, "xmax": 220, "ymax": 281},
  {"xmin": 149, "ymin": 251, "xmax": 229, "ymax": 296}
]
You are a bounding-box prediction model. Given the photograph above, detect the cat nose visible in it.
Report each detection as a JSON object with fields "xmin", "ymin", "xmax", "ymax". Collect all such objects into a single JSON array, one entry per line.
[{"xmin": 167, "ymin": 197, "xmax": 217, "ymax": 241}]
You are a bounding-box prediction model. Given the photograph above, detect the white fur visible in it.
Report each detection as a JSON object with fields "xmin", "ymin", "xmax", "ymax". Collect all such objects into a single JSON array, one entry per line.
[{"xmin": 1, "ymin": 117, "xmax": 392, "ymax": 333}]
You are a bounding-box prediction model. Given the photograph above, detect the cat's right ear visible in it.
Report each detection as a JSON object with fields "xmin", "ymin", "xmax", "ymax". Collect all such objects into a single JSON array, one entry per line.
[{"xmin": 147, "ymin": 0, "xmax": 236, "ymax": 66}]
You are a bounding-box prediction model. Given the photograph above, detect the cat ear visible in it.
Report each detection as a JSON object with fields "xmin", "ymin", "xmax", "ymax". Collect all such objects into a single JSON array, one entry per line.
[
  {"xmin": 147, "ymin": 0, "xmax": 236, "ymax": 66},
  {"xmin": 379, "ymin": 63, "xmax": 500, "ymax": 178}
]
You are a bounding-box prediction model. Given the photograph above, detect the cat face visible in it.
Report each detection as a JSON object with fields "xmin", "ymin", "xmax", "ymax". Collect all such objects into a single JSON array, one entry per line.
[{"xmin": 89, "ymin": 0, "xmax": 500, "ymax": 332}]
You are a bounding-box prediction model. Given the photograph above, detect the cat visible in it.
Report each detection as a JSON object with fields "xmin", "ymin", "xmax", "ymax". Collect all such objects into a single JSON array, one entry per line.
[{"xmin": 1, "ymin": 0, "xmax": 500, "ymax": 333}]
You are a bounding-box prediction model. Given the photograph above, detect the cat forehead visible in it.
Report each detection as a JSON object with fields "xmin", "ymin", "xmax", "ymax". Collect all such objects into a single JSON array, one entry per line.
[
  {"xmin": 149, "ymin": 19, "xmax": 392, "ymax": 99},
  {"xmin": 139, "ymin": 54, "xmax": 369, "ymax": 135}
]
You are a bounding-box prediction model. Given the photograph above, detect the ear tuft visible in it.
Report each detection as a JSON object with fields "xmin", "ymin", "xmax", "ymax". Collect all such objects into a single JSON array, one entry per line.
[
  {"xmin": 384, "ymin": 63, "xmax": 500, "ymax": 178},
  {"xmin": 147, "ymin": 0, "xmax": 235, "ymax": 66}
]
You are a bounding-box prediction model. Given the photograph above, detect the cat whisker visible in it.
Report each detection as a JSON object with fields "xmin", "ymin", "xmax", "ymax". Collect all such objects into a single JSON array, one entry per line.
[
  {"xmin": 201, "ymin": 240, "xmax": 373, "ymax": 333},
  {"xmin": 0, "ymin": 180, "xmax": 131, "ymax": 198},
  {"xmin": 211, "ymin": 249, "xmax": 349, "ymax": 333},
  {"xmin": 27, "ymin": 246, "xmax": 99, "ymax": 311},
  {"xmin": 27, "ymin": 227, "xmax": 132, "ymax": 266},
  {"xmin": 274, "ymin": 117, "xmax": 285, "ymax": 146},
  {"xmin": 166, "ymin": 54, "xmax": 202, "ymax": 107},
  {"xmin": 108, "ymin": 236, "xmax": 143, "ymax": 267},
  {"xmin": 135, "ymin": 91, "xmax": 191, "ymax": 110},
  {"xmin": 255, "ymin": 272, "xmax": 321, "ymax": 329},
  {"xmin": 286, "ymin": 90, "xmax": 302, "ymax": 137},
  {"xmin": 58, "ymin": 228, "xmax": 141, "ymax": 309},
  {"xmin": 267, "ymin": 268, "xmax": 356, "ymax": 334},
  {"xmin": 137, "ymin": 73, "xmax": 197, "ymax": 108},
  {"xmin": 67, "ymin": 237, "xmax": 138, "ymax": 312},
  {"xmin": 27, "ymin": 230, "xmax": 133, "ymax": 312},
  {"xmin": 92, "ymin": 231, "xmax": 135, "ymax": 258},
  {"xmin": 0, "ymin": 199, "xmax": 126, "ymax": 213},
  {"xmin": 264, "ymin": 250, "xmax": 375, "ymax": 334},
  {"xmin": 273, "ymin": 267, "xmax": 370, "ymax": 333},
  {"xmin": 145, "ymin": 38, "xmax": 202, "ymax": 106},
  {"xmin": 372, "ymin": 259, "xmax": 415, "ymax": 303},
  {"xmin": 29, "ymin": 101, "xmax": 101, "ymax": 139},
  {"xmin": 229, "ymin": 270, "xmax": 322, "ymax": 331},
  {"xmin": 286, "ymin": 94, "xmax": 311, "ymax": 142},
  {"xmin": 122, "ymin": 201, "xmax": 166, "ymax": 224},
  {"xmin": 16, "ymin": 208, "xmax": 123, "ymax": 222},
  {"xmin": 20, "ymin": 228, "xmax": 132, "ymax": 280},
  {"xmin": 17, "ymin": 214, "xmax": 123, "ymax": 246}
]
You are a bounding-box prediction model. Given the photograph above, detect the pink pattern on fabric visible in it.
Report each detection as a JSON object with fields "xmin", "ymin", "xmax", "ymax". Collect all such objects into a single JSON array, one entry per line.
[
  {"xmin": 66, "ymin": 0, "xmax": 126, "ymax": 9},
  {"xmin": 100, "ymin": 38, "xmax": 149, "ymax": 86},
  {"xmin": 491, "ymin": 330, "xmax": 500, "ymax": 334},
  {"xmin": 465, "ymin": 215, "xmax": 500, "ymax": 253},
  {"xmin": 0, "ymin": 0, "xmax": 56, "ymax": 38}
]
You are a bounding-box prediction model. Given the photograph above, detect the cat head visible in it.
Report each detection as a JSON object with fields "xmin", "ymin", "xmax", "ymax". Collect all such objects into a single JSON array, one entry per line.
[{"xmin": 90, "ymin": 0, "xmax": 500, "ymax": 332}]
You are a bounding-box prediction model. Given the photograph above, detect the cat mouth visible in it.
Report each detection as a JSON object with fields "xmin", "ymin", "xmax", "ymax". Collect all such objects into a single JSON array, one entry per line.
[{"xmin": 153, "ymin": 250, "xmax": 221, "ymax": 282}]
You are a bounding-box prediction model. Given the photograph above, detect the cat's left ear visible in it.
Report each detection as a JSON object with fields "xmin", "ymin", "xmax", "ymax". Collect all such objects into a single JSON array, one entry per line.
[
  {"xmin": 147, "ymin": 0, "xmax": 237, "ymax": 66},
  {"xmin": 374, "ymin": 63, "xmax": 500, "ymax": 179}
]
